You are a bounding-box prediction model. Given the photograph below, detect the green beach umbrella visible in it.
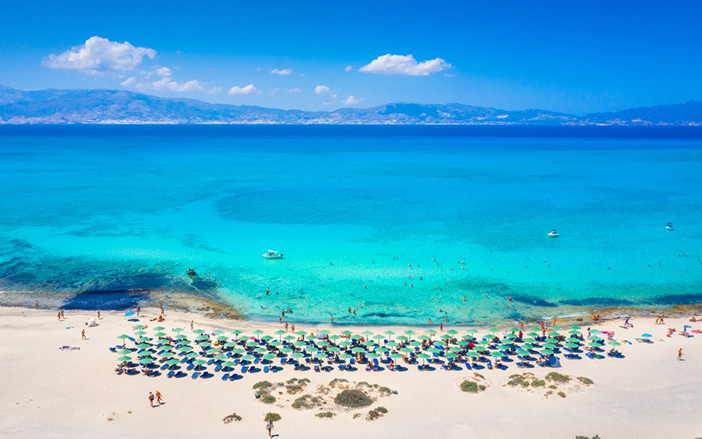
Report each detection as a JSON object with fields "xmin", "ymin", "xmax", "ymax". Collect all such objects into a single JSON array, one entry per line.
[
  {"xmin": 404, "ymin": 330, "xmax": 416, "ymax": 335},
  {"xmin": 396, "ymin": 335, "xmax": 409, "ymax": 341},
  {"xmin": 231, "ymin": 329, "xmax": 242, "ymax": 335},
  {"xmin": 186, "ymin": 352, "xmax": 198, "ymax": 359},
  {"xmin": 252, "ymin": 329, "xmax": 265, "ymax": 335},
  {"xmin": 217, "ymin": 335, "xmax": 228, "ymax": 342},
  {"xmin": 590, "ymin": 329, "xmax": 602, "ymax": 334},
  {"xmin": 490, "ymin": 351, "xmax": 503, "ymax": 357},
  {"xmin": 241, "ymin": 354, "xmax": 256, "ymax": 362},
  {"xmin": 293, "ymin": 341, "xmax": 306, "ymax": 348},
  {"xmin": 568, "ymin": 330, "xmax": 581, "ymax": 335},
  {"xmin": 362, "ymin": 340, "xmax": 375, "ymax": 347},
  {"xmin": 291, "ymin": 352, "xmax": 305, "ymax": 359},
  {"xmin": 362, "ymin": 330, "xmax": 374, "ymax": 336},
  {"xmin": 445, "ymin": 352, "xmax": 458, "ymax": 359},
  {"xmin": 529, "ymin": 326, "xmax": 541, "ymax": 331},
  {"xmin": 153, "ymin": 326, "xmax": 166, "ymax": 331},
  {"xmin": 447, "ymin": 329, "xmax": 459, "ymax": 335},
  {"xmin": 214, "ymin": 354, "xmax": 228, "ymax": 361},
  {"xmin": 372, "ymin": 334, "xmax": 384, "ymax": 340},
  {"xmin": 474, "ymin": 345, "xmax": 487, "ymax": 352},
  {"xmin": 172, "ymin": 328, "xmax": 184, "ymax": 333},
  {"xmin": 457, "ymin": 340, "xmax": 469, "ymax": 346},
  {"xmin": 465, "ymin": 329, "xmax": 479, "ymax": 334},
  {"xmin": 136, "ymin": 343, "xmax": 151, "ymax": 350},
  {"xmin": 269, "ymin": 340, "xmax": 282, "ymax": 347},
  {"xmin": 232, "ymin": 348, "xmax": 246, "ymax": 355},
  {"xmin": 526, "ymin": 332, "xmax": 540, "ymax": 338},
  {"xmin": 417, "ymin": 353, "xmax": 430, "ymax": 364},
  {"xmin": 384, "ymin": 330, "xmax": 396, "ymax": 335},
  {"xmin": 195, "ymin": 335, "xmax": 208, "ymax": 341},
  {"xmin": 341, "ymin": 330, "xmax": 353, "ymax": 336},
  {"xmin": 223, "ymin": 360, "xmax": 237, "ymax": 369},
  {"xmin": 565, "ymin": 342, "xmax": 580, "ymax": 349},
  {"xmin": 329, "ymin": 335, "xmax": 341, "ymax": 340},
  {"xmin": 569, "ymin": 325, "xmax": 580, "ymax": 330},
  {"xmin": 400, "ymin": 347, "xmax": 413, "ymax": 353},
  {"xmin": 588, "ymin": 342, "xmax": 601, "ymax": 347},
  {"xmin": 246, "ymin": 340, "xmax": 258, "ymax": 346},
  {"xmin": 608, "ymin": 341, "xmax": 622, "ymax": 346},
  {"xmin": 134, "ymin": 330, "xmax": 147, "ymax": 336},
  {"xmin": 117, "ymin": 348, "xmax": 132, "ymax": 355},
  {"xmin": 134, "ymin": 324, "xmax": 147, "ymax": 330},
  {"xmin": 316, "ymin": 341, "xmax": 330, "ymax": 347},
  {"xmin": 314, "ymin": 352, "xmax": 328, "ymax": 359},
  {"xmin": 166, "ymin": 358, "xmax": 180, "ymax": 367},
  {"xmin": 339, "ymin": 353, "xmax": 352, "ymax": 360},
  {"xmin": 339, "ymin": 341, "xmax": 352, "ymax": 347},
  {"xmin": 440, "ymin": 334, "xmax": 452, "ymax": 340},
  {"xmin": 386, "ymin": 341, "xmax": 399, "ymax": 348},
  {"xmin": 504, "ymin": 333, "xmax": 517, "ymax": 339},
  {"xmin": 213, "ymin": 329, "xmax": 225, "ymax": 335},
  {"xmin": 427, "ymin": 347, "xmax": 440, "ymax": 354},
  {"xmin": 550, "ymin": 326, "xmax": 562, "ymax": 331},
  {"xmin": 366, "ymin": 352, "xmax": 379, "ymax": 359},
  {"xmin": 254, "ymin": 347, "xmax": 268, "ymax": 354},
  {"xmin": 425, "ymin": 329, "xmax": 437, "ymax": 335},
  {"xmin": 118, "ymin": 355, "xmax": 132, "ymax": 362},
  {"xmin": 117, "ymin": 334, "xmax": 130, "ymax": 340},
  {"xmin": 488, "ymin": 328, "xmax": 499, "ymax": 333},
  {"xmin": 540, "ymin": 349, "xmax": 554, "ymax": 355},
  {"xmin": 328, "ymin": 347, "xmax": 341, "ymax": 353},
  {"xmin": 280, "ymin": 348, "xmax": 293, "ymax": 354},
  {"xmin": 417, "ymin": 335, "xmax": 430, "ymax": 341},
  {"xmin": 351, "ymin": 347, "xmax": 366, "ymax": 354},
  {"xmin": 284, "ymin": 335, "xmax": 296, "ymax": 341},
  {"xmin": 466, "ymin": 351, "xmax": 480, "ymax": 357},
  {"xmin": 193, "ymin": 329, "xmax": 205, "ymax": 334},
  {"xmin": 160, "ymin": 352, "xmax": 175, "ymax": 359},
  {"xmin": 389, "ymin": 353, "xmax": 403, "ymax": 360},
  {"xmin": 449, "ymin": 346, "xmax": 463, "ymax": 352},
  {"xmin": 200, "ymin": 342, "xmax": 212, "ymax": 349},
  {"xmin": 295, "ymin": 330, "xmax": 308, "ymax": 336},
  {"xmin": 517, "ymin": 349, "xmax": 530, "ymax": 356},
  {"xmin": 139, "ymin": 357, "xmax": 154, "ymax": 365},
  {"xmin": 205, "ymin": 348, "xmax": 219, "ymax": 356},
  {"xmin": 263, "ymin": 353, "xmax": 277, "ymax": 361},
  {"xmin": 175, "ymin": 334, "xmax": 188, "ymax": 340},
  {"xmin": 508, "ymin": 327, "xmax": 520, "ymax": 332}
]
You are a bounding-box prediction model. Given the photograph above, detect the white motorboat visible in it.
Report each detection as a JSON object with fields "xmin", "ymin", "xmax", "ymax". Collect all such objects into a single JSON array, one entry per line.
[
  {"xmin": 262, "ymin": 250, "xmax": 284, "ymax": 259},
  {"xmin": 547, "ymin": 229, "xmax": 560, "ymax": 238},
  {"xmin": 666, "ymin": 222, "xmax": 674, "ymax": 231}
]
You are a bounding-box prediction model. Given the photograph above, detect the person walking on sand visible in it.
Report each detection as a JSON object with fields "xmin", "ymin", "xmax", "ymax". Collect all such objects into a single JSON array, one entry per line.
[
  {"xmin": 266, "ymin": 419, "xmax": 274, "ymax": 437},
  {"xmin": 155, "ymin": 390, "xmax": 163, "ymax": 404},
  {"xmin": 35, "ymin": 300, "xmax": 38, "ymax": 309},
  {"xmin": 57, "ymin": 311, "xmax": 61, "ymax": 321},
  {"xmin": 190, "ymin": 320, "xmax": 194, "ymax": 331},
  {"xmin": 148, "ymin": 392, "xmax": 155, "ymax": 408},
  {"xmin": 678, "ymin": 348, "xmax": 683, "ymax": 361},
  {"xmin": 81, "ymin": 329, "xmax": 86, "ymax": 340},
  {"xmin": 97, "ymin": 310, "xmax": 101, "ymax": 319},
  {"xmin": 136, "ymin": 306, "xmax": 140, "ymax": 317}
]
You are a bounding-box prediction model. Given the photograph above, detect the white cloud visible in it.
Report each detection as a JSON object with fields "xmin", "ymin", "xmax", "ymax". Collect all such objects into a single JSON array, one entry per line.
[
  {"xmin": 342, "ymin": 95, "xmax": 364, "ymax": 105},
  {"xmin": 314, "ymin": 85, "xmax": 330, "ymax": 94},
  {"xmin": 44, "ymin": 36, "xmax": 156, "ymax": 74},
  {"xmin": 156, "ymin": 67, "xmax": 171, "ymax": 77},
  {"xmin": 359, "ymin": 54, "xmax": 451, "ymax": 76},
  {"xmin": 120, "ymin": 77, "xmax": 137, "ymax": 87},
  {"xmin": 345, "ymin": 65, "xmax": 352, "ymax": 72},
  {"xmin": 288, "ymin": 88, "xmax": 301, "ymax": 93},
  {"xmin": 228, "ymin": 84, "xmax": 260, "ymax": 95},
  {"xmin": 270, "ymin": 68, "xmax": 292, "ymax": 75}
]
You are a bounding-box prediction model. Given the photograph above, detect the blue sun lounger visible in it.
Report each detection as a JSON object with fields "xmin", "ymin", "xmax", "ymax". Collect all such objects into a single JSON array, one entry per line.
[
  {"xmin": 221, "ymin": 373, "xmax": 229, "ymax": 381},
  {"xmin": 241, "ymin": 365, "xmax": 248, "ymax": 373},
  {"xmin": 191, "ymin": 371, "xmax": 199, "ymax": 379},
  {"xmin": 264, "ymin": 365, "xmax": 270, "ymax": 373}
]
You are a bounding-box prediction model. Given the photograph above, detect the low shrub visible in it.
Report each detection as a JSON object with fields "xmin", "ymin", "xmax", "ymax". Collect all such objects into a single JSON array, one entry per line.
[
  {"xmin": 222, "ymin": 413, "xmax": 242, "ymax": 424},
  {"xmin": 253, "ymin": 381, "xmax": 272, "ymax": 390},
  {"xmin": 264, "ymin": 413, "xmax": 281, "ymax": 422},
  {"xmin": 558, "ymin": 391, "xmax": 566, "ymax": 398},
  {"xmin": 316, "ymin": 411, "xmax": 335, "ymax": 418},
  {"xmin": 376, "ymin": 406, "xmax": 388, "ymax": 414},
  {"xmin": 460, "ymin": 380, "xmax": 480, "ymax": 393},
  {"xmin": 261, "ymin": 395, "xmax": 276, "ymax": 404},
  {"xmin": 378, "ymin": 386, "xmax": 392, "ymax": 395},
  {"xmin": 577, "ymin": 376, "xmax": 594, "ymax": 385},
  {"xmin": 292, "ymin": 394, "xmax": 319, "ymax": 409},
  {"xmin": 532, "ymin": 379, "xmax": 546, "ymax": 387},
  {"xmin": 545, "ymin": 372, "xmax": 571, "ymax": 384},
  {"xmin": 335, "ymin": 389, "xmax": 373, "ymax": 408}
]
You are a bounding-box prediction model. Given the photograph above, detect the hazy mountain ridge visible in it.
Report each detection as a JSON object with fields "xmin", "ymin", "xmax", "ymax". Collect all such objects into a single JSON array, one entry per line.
[{"xmin": 0, "ymin": 85, "xmax": 700, "ymax": 125}]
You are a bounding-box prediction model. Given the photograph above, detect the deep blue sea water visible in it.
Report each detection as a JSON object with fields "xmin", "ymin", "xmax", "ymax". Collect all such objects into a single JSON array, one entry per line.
[{"xmin": 1, "ymin": 125, "xmax": 701, "ymax": 324}]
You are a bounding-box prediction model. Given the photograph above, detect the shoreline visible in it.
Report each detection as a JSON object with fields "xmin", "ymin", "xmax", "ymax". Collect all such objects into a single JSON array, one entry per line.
[
  {"xmin": 3, "ymin": 289, "xmax": 702, "ymax": 329},
  {"xmin": 2, "ymin": 305, "xmax": 702, "ymax": 438}
]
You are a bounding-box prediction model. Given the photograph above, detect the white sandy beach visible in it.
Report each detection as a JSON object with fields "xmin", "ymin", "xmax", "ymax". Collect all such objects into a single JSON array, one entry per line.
[{"xmin": 1, "ymin": 305, "xmax": 701, "ymax": 439}]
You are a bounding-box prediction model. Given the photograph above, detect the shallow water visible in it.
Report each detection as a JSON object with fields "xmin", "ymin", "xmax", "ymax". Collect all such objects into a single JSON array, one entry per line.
[{"xmin": 1, "ymin": 126, "xmax": 701, "ymax": 324}]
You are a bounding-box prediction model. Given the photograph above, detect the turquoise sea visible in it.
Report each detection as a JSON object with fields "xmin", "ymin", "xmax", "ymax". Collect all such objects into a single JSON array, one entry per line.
[{"xmin": 1, "ymin": 126, "xmax": 701, "ymax": 325}]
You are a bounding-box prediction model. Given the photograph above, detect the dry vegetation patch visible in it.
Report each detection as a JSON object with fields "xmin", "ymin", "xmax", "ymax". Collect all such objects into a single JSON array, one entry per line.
[{"xmin": 504, "ymin": 372, "xmax": 594, "ymax": 399}]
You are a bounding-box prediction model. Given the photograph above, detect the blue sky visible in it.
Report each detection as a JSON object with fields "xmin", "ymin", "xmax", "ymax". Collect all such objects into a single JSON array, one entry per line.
[{"xmin": 1, "ymin": 1, "xmax": 701, "ymax": 114}]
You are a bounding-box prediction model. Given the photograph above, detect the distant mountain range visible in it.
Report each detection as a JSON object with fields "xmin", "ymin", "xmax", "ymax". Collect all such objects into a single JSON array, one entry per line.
[{"xmin": 1, "ymin": 84, "xmax": 701, "ymax": 126}]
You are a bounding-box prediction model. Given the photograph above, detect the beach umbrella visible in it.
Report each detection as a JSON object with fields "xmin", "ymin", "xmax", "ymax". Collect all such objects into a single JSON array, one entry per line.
[
  {"xmin": 293, "ymin": 341, "xmax": 306, "ymax": 348},
  {"xmin": 246, "ymin": 340, "xmax": 258, "ymax": 347},
  {"xmin": 328, "ymin": 347, "xmax": 341, "ymax": 353},
  {"xmin": 274, "ymin": 329, "xmax": 286, "ymax": 340},
  {"xmin": 526, "ymin": 332, "xmax": 540, "ymax": 338},
  {"xmin": 223, "ymin": 360, "xmax": 237, "ymax": 370},
  {"xmin": 295, "ymin": 330, "xmax": 308, "ymax": 336},
  {"xmin": 136, "ymin": 337, "xmax": 151, "ymax": 344},
  {"xmin": 316, "ymin": 341, "xmax": 330, "ymax": 347},
  {"xmin": 117, "ymin": 334, "xmax": 131, "ymax": 340},
  {"xmin": 139, "ymin": 357, "xmax": 155, "ymax": 365},
  {"xmin": 212, "ymin": 329, "xmax": 225, "ymax": 335},
  {"xmin": 589, "ymin": 336, "xmax": 602, "ymax": 341},
  {"xmin": 186, "ymin": 352, "xmax": 198, "ymax": 360},
  {"xmin": 426, "ymin": 347, "xmax": 440, "ymax": 354},
  {"xmin": 351, "ymin": 347, "xmax": 366, "ymax": 354},
  {"xmin": 384, "ymin": 330, "xmax": 396, "ymax": 335},
  {"xmin": 134, "ymin": 330, "xmax": 147, "ymax": 336},
  {"xmin": 372, "ymin": 334, "xmax": 384, "ymax": 341},
  {"xmin": 263, "ymin": 353, "xmax": 277, "ymax": 361},
  {"xmin": 504, "ymin": 333, "xmax": 517, "ymax": 339},
  {"xmin": 417, "ymin": 353, "xmax": 431, "ymax": 364},
  {"xmin": 175, "ymin": 334, "xmax": 188, "ymax": 340},
  {"xmin": 608, "ymin": 341, "xmax": 622, "ymax": 346},
  {"xmin": 261, "ymin": 335, "xmax": 274, "ymax": 342},
  {"xmin": 569, "ymin": 325, "xmax": 580, "ymax": 330},
  {"xmin": 418, "ymin": 335, "xmax": 430, "ymax": 341},
  {"xmin": 396, "ymin": 335, "xmax": 409, "ymax": 341},
  {"xmin": 366, "ymin": 352, "xmax": 379, "ymax": 359},
  {"xmin": 474, "ymin": 346, "xmax": 487, "ymax": 352},
  {"xmin": 134, "ymin": 324, "xmax": 147, "ymax": 330},
  {"xmin": 339, "ymin": 341, "xmax": 352, "ymax": 347},
  {"xmin": 568, "ymin": 330, "xmax": 581, "ymax": 335},
  {"xmin": 565, "ymin": 342, "xmax": 580, "ymax": 349},
  {"xmin": 339, "ymin": 353, "xmax": 353, "ymax": 361},
  {"xmin": 517, "ymin": 349, "xmax": 530, "ymax": 356},
  {"xmin": 490, "ymin": 351, "xmax": 503, "ymax": 358},
  {"xmin": 529, "ymin": 326, "xmax": 541, "ymax": 331},
  {"xmin": 521, "ymin": 343, "xmax": 535, "ymax": 350},
  {"xmin": 269, "ymin": 340, "xmax": 282, "ymax": 347},
  {"xmin": 240, "ymin": 354, "xmax": 256, "ymax": 362},
  {"xmin": 465, "ymin": 329, "xmax": 479, "ymax": 334},
  {"xmin": 314, "ymin": 352, "xmax": 328, "ymax": 360},
  {"xmin": 590, "ymin": 329, "xmax": 602, "ymax": 334},
  {"xmin": 478, "ymin": 339, "xmax": 491, "ymax": 345},
  {"xmin": 200, "ymin": 342, "xmax": 212, "ymax": 349},
  {"xmin": 466, "ymin": 351, "xmax": 480, "ymax": 357},
  {"xmin": 445, "ymin": 352, "xmax": 458, "ymax": 359},
  {"xmin": 154, "ymin": 332, "xmax": 167, "ymax": 338},
  {"xmin": 196, "ymin": 335, "xmax": 208, "ymax": 342},
  {"xmin": 376, "ymin": 346, "xmax": 389, "ymax": 354},
  {"xmin": 252, "ymin": 329, "xmax": 264, "ymax": 336},
  {"xmin": 205, "ymin": 348, "xmax": 219, "ymax": 356},
  {"xmin": 425, "ymin": 329, "xmax": 437, "ymax": 335},
  {"xmin": 193, "ymin": 329, "xmax": 205, "ymax": 334},
  {"xmin": 341, "ymin": 330, "xmax": 353, "ymax": 336},
  {"xmin": 389, "ymin": 353, "xmax": 403, "ymax": 360},
  {"xmin": 284, "ymin": 335, "xmax": 296, "ymax": 341},
  {"xmin": 361, "ymin": 330, "xmax": 374, "ymax": 336},
  {"xmin": 400, "ymin": 347, "xmax": 413, "ymax": 354},
  {"xmin": 329, "ymin": 335, "xmax": 341, "ymax": 340},
  {"xmin": 588, "ymin": 342, "xmax": 601, "ymax": 348},
  {"xmin": 193, "ymin": 359, "xmax": 207, "ymax": 371},
  {"xmin": 172, "ymin": 328, "xmax": 184, "ymax": 333},
  {"xmin": 254, "ymin": 347, "xmax": 268, "ymax": 354},
  {"xmin": 550, "ymin": 326, "xmax": 562, "ymax": 331},
  {"xmin": 136, "ymin": 343, "xmax": 151, "ymax": 350},
  {"xmin": 118, "ymin": 355, "xmax": 132, "ymax": 362},
  {"xmin": 440, "ymin": 334, "xmax": 452, "ymax": 340},
  {"xmin": 386, "ymin": 342, "xmax": 399, "ymax": 348},
  {"xmin": 217, "ymin": 335, "xmax": 229, "ymax": 342},
  {"xmin": 124, "ymin": 311, "xmax": 135, "ymax": 317},
  {"xmin": 214, "ymin": 354, "xmax": 228, "ymax": 361},
  {"xmin": 446, "ymin": 329, "xmax": 459, "ymax": 335},
  {"xmin": 488, "ymin": 328, "xmax": 499, "ymax": 333},
  {"xmin": 291, "ymin": 352, "xmax": 305, "ymax": 359},
  {"xmin": 231, "ymin": 329, "xmax": 242, "ymax": 335},
  {"xmin": 280, "ymin": 348, "xmax": 293, "ymax": 355},
  {"xmin": 449, "ymin": 346, "xmax": 463, "ymax": 352},
  {"xmin": 160, "ymin": 352, "xmax": 175, "ymax": 359},
  {"xmin": 404, "ymin": 330, "xmax": 416, "ymax": 336},
  {"xmin": 318, "ymin": 329, "xmax": 330, "ymax": 335},
  {"xmin": 350, "ymin": 334, "xmax": 363, "ymax": 340},
  {"xmin": 117, "ymin": 348, "xmax": 132, "ymax": 355},
  {"xmin": 641, "ymin": 333, "xmax": 652, "ymax": 338},
  {"xmin": 540, "ymin": 349, "xmax": 554, "ymax": 356},
  {"xmin": 456, "ymin": 340, "xmax": 469, "ymax": 346},
  {"xmin": 178, "ymin": 346, "xmax": 193, "ymax": 352},
  {"xmin": 153, "ymin": 326, "xmax": 165, "ymax": 331},
  {"xmin": 508, "ymin": 327, "xmax": 520, "ymax": 332}
]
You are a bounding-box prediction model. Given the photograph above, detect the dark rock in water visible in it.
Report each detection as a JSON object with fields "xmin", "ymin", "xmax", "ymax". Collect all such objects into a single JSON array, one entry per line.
[
  {"xmin": 559, "ymin": 297, "xmax": 635, "ymax": 307},
  {"xmin": 511, "ymin": 295, "xmax": 557, "ymax": 308},
  {"xmin": 61, "ymin": 290, "xmax": 150, "ymax": 310}
]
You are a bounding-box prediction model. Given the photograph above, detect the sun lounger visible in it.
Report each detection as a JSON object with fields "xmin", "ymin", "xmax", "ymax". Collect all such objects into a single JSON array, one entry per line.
[
  {"xmin": 314, "ymin": 365, "xmax": 321, "ymax": 372},
  {"xmin": 487, "ymin": 361, "xmax": 493, "ymax": 370},
  {"xmin": 186, "ymin": 363, "xmax": 194, "ymax": 370},
  {"xmin": 167, "ymin": 370, "xmax": 174, "ymax": 378},
  {"xmin": 221, "ymin": 373, "xmax": 229, "ymax": 380},
  {"xmin": 241, "ymin": 365, "xmax": 248, "ymax": 373},
  {"xmin": 264, "ymin": 365, "xmax": 270, "ymax": 373},
  {"xmin": 160, "ymin": 363, "xmax": 169, "ymax": 370}
]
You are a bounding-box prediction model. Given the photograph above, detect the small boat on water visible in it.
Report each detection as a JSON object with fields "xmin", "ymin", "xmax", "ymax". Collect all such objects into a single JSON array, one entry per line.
[
  {"xmin": 547, "ymin": 229, "xmax": 560, "ymax": 238},
  {"xmin": 263, "ymin": 250, "xmax": 284, "ymax": 259},
  {"xmin": 666, "ymin": 222, "xmax": 674, "ymax": 231}
]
